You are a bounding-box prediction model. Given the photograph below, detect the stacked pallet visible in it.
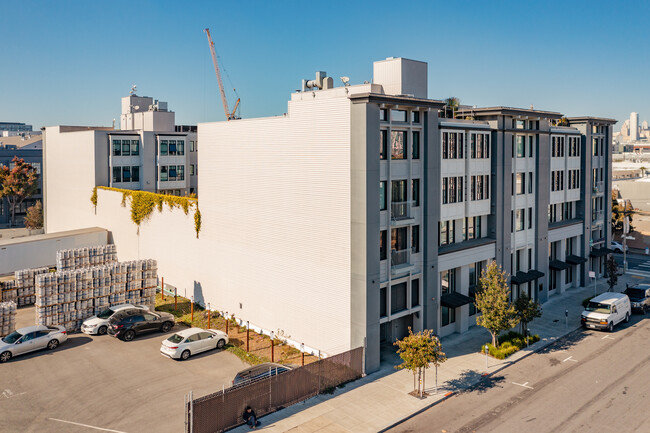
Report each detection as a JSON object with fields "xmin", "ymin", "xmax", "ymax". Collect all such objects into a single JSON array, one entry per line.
[
  {"xmin": 12, "ymin": 267, "xmax": 49, "ymax": 306},
  {"xmin": 0, "ymin": 279, "xmax": 16, "ymax": 302},
  {"xmin": 35, "ymin": 259, "xmax": 157, "ymax": 331},
  {"xmin": 0, "ymin": 301, "xmax": 17, "ymax": 337},
  {"xmin": 56, "ymin": 244, "xmax": 118, "ymax": 271}
]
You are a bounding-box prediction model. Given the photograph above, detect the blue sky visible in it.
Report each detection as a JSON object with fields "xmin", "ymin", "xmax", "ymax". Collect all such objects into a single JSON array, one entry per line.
[{"xmin": 1, "ymin": 0, "xmax": 647, "ymax": 129}]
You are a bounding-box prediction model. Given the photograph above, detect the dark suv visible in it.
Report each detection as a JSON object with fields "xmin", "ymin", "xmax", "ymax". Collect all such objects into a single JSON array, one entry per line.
[
  {"xmin": 107, "ymin": 309, "xmax": 175, "ymax": 341},
  {"xmin": 625, "ymin": 283, "xmax": 650, "ymax": 314}
]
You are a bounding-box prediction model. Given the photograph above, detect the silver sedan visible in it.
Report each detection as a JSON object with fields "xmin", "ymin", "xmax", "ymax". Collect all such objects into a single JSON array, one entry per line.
[{"xmin": 0, "ymin": 325, "xmax": 68, "ymax": 363}]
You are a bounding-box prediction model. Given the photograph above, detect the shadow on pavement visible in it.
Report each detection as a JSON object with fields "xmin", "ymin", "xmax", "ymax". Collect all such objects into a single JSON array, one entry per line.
[
  {"xmin": 537, "ymin": 328, "xmax": 589, "ymax": 354},
  {"xmin": 8, "ymin": 335, "xmax": 93, "ymax": 362},
  {"xmin": 443, "ymin": 370, "xmax": 506, "ymax": 394}
]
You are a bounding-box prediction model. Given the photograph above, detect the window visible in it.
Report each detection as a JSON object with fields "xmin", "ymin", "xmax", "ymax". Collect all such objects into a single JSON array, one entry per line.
[
  {"xmin": 160, "ymin": 140, "xmax": 168, "ymax": 156},
  {"xmin": 31, "ymin": 162, "xmax": 41, "ymax": 174},
  {"xmin": 516, "ymin": 136, "xmax": 525, "ymax": 158},
  {"xmin": 113, "ymin": 140, "xmax": 121, "ymax": 156},
  {"xmin": 516, "ymin": 209, "xmax": 524, "ymax": 231},
  {"xmin": 412, "ymin": 179, "xmax": 419, "ymax": 207},
  {"xmin": 528, "ymin": 172, "xmax": 533, "ymax": 194},
  {"xmin": 380, "ymin": 181, "xmax": 387, "ymax": 210},
  {"xmin": 592, "ymin": 138, "xmax": 598, "ymax": 156},
  {"xmin": 380, "ymin": 231, "xmax": 387, "ymax": 260},
  {"xmin": 466, "ymin": 216, "xmax": 475, "ymax": 240},
  {"xmin": 411, "ymin": 279, "xmax": 420, "ymax": 307},
  {"xmin": 177, "ymin": 165, "xmax": 185, "ymax": 181},
  {"xmin": 442, "ymin": 178, "xmax": 448, "ymax": 204},
  {"xmin": 442, "ymin": 132, "xmax": 464, "ymax": 159},
  {"xmin": 391, "ymin": 109, "xmax": 407, "ymax": 122},
  {"xmin": 169, "ymin": 140, "xmax": 177, "ymax": 156},
  {"xmin": 528, "ymin": 207, "xmax": 533, "ymax": 229},
  {"xmin": 380, "ymin": 287, "xmax": 387, "ymax": 317},
  {"xmin": 411, "ymin": 111, "xmax": 420, "ymax": 123},
  {"xmin": 441, "ymin": 269, "xmax": 456, "ymax": 294},
  {"xmin": 391, "ymin": 283, "xmax": 407, "ymax": 314},
  {"xmin": 380, "ymin": 130, "xmax": 387, "ymax": 160},
  {"xmin": 471, "ymin": 134, "xmax": 476, "ymax": 158},
  {"xmin": 190, "ymin": 141, "xmax": 196, "ymax": 152},
  {"xmin": 528, "ymin": 136, "xmax": 534, "ymax": 158},
  {"xmin": 122, "ymin": 140, "xmax": 131, "ymax": 156},
  {"xmin": 160, "ymin": 166, "xmax": 168, "ymax": 181},
  {"xmin": 391, "ymin": 131, "xmax": 406, "ymax": 159},
  {"xmin": 515, "ymin": 119, "xmax": 525, "ymax": 129},
  {"xmin": 411, "ymin": 225, "xmax": 419, "ymax": 253},
  {"xmin": 391, "ymin": 226, "xmax": 408, "ymax": 252},
  {"xmin": 122, "ymin": 166, "xmax": 131, "ymax": 182},
  {"xmin": 132, "ymin": 166, "xmax": 140, "ymax": 182},
  {"xmin": 112, "ymin": 166, "xmax": 121, "ymax": 183},
  {"xmin": 472, "ymin": 175, "xmax": 489, "ymax": 200},
  {"xmin": 391, "ymin": 179, "xmax": 407, "ymax": 203},
  {"xmin": 448, "ymin": 177, "xmax": 456, "ymax": 203},
  {"xmin": 442, "ymin": 132, "xmax": 448, "ymax": 159},
  {"xmin": 190, "ymin": 164, "xmax": 195, "ymax": 176},
  {"xmin": 177, "ymin": 140, "xmax": 185, "ymax": 155},
  {"xmin": 516, "ymin": 173, "xmax": 525, "ymax": 194},
  {"xmin": 439, "ymin": 220, "xmax": 455, "ymax": 246},
  {"xmin": 131, "ymin": 140, "xmax": 139, "ymax": 156},
  {"xmin": 472, "ymin": 133, "xmax": 489, "ymax": 159},
  {"xmin": 412, "ymin": 131, "xmax": 420, "ymax": 159},
  {"xmin": 380, "ymin": 109, "xmax": 387, "ymax": 121},
  {"xmin": 441, "ymin": 306, "xmax": 455, "ymax": 326},
  {"xmin": 169, "ymin": 166, "xmax": 177, "ymax": 180}
]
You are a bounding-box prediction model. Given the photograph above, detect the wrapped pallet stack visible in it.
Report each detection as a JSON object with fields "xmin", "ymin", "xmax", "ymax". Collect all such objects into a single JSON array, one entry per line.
[
  {"xmin": 0, "ymin": 301, "xmax": 17, "ymax": 337},
  {"xmin": 1, "ymin": 279, "xmax": 17, "ymax": 302},
  {"xmin": 14, "ymin": 267, "xmax": 49, "ymax": 306},
  {"xmin": 56, "ymin": 244, "xmax": 118, "ymax": 271},
  {"xmin": 35, "ymin": 259, "xmax": 157, "ymax": 331}
]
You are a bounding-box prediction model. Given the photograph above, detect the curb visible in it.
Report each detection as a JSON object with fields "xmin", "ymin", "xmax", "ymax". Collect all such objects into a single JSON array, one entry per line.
[{"xmin": 378, "ymin": 325, "xmax": 583, "ymax": 432}]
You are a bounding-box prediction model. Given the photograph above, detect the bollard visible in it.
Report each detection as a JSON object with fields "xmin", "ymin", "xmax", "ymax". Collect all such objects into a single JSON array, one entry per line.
[
  {"xmin": 246, "ymin": 321, "xmax": 250, "ymax": 352},
  {"xmin": 301, "ymin": 343, "xmax": 305, "ymax": 366},
  {"xmin": 270, "ymin": 331, "xmax": 275, "ymax": 363},
  {"xmin": 191, "ymin": 296, "xmax": 194, "ymax": 322},
  {"xmin": 565, "ymin": 309, "xmax": 568, "ymax": 329},
  {"xmin": 161, "ymin": 277, "xmax": 165, "ymax": 301},
  {"xmin": 485, "ymin": 344, "xmax": 489, "ymax": 370},
  {"xmin": 174, "ymin": 288, "xmax": 177, "ymax": 311},
  {"xmin": 207, "ymin": 303, "xmax": 211, "ymax": 329},
  {"xmin": 225, "ymin": 313, "xmax": 229, "ymax": 334}
]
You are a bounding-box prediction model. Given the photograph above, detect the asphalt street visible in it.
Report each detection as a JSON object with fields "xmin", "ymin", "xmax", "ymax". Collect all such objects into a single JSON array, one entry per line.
[
  {"xmin": 615, "ymin": 251, "xmax": 650, "ymax": 278},
  {"xmin": 0, "ymin": 307, "xmax": 247, "ymax": 433},
  {"xmin": 390, "ymin": 312, "xmax": 650, "ymax": 433}
]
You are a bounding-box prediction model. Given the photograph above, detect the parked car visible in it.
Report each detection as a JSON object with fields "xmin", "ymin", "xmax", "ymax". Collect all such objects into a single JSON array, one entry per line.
[
  {"xmin": 160, "ymin": 327, "xmax": 229, "ymax": 360},
  {"xmin": 0, "ymin": 325, "xmax": 68, "ymax": 363},
  {"xmin": 611, "ymin": 241, "xmax": 628, "ymax": 253},
  {"xmin": 625, "ymin": 283, "xmax": 650, "ymax": 314},
  {"xmin": 81, "ymin": 304, "xmax": 149, "ymax": 335},
  {"xmin": 107, "ymin": 309, "xmax": 175, "ymax": 341},
  {"xmin": 581, "ymin": 292, "xmax": 631, "ymax": 331},
  {"xmin": 232, "ymin": 362, "xmax": 293, "ymax": 387}
]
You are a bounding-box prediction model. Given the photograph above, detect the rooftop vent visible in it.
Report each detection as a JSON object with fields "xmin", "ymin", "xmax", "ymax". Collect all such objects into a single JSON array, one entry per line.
[{"xmin": 302, "ymin": 71, "xmax": 333, "ymax": 92}]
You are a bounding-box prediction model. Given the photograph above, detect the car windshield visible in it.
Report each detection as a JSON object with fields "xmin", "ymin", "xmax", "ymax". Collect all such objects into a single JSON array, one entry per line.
[
  {"xmin": 167, "ymin": 334, "xmax": 184, "ymax": 344},
  {"xmin": 626, "ymin": 288, "xmax": 647, "ymax": 299},
  {"xmin": 1, "ymin": 331, "xmax": 23, "ymax": 344},
  {"xmin": 97, "ymin": 308, "xmax": 115, "ymax": 319},
  {"xmin": 586, "ymin": 302, "xmax": 611, "ymax": 314}
]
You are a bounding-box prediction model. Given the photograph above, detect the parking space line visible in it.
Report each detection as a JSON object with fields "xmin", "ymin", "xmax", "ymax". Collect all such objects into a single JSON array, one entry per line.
[
  {"xmin": 48, "ymin": 418, "xmax": 128, "ymax": 433},
  {"xmin": 562, "ymin": 356, "xmax": 578, "ymax": 363},
  {"xmin": 602, "ymin": 335, "xmax": 615, "ymax": 340},
  {"xmin": 512, "ymin": 381, "xmax": 534, "ymax": 389}
]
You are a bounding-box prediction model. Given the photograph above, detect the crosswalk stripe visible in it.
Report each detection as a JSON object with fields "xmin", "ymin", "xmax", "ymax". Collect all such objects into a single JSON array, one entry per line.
[
  {"xmin": 627, "ymin": 270, "xmax": 650, "ymax": 278},
  {"xmin": 636, "ymin": 263, "xmax": 650, "ymax": 268}
]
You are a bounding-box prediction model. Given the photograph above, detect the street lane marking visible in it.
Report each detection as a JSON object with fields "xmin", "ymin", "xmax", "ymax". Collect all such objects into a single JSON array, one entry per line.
[
  {"xmin": 512, "ymin": 381, "xmax": 534, "ymax": 389},
  {"xmin": 1, "ymin": 389, "xmax": 26, "ymax": 399},
  {"xmin": 602, "ymin": 335, "xmax": 615, "ymax": 340},
  {"xmin": 562, "ymin": 356, "xmax": 578, "ymax": 363},
  {"xmin": 48, "ymin": 418, "xmax": 128, "ymax": 433}
]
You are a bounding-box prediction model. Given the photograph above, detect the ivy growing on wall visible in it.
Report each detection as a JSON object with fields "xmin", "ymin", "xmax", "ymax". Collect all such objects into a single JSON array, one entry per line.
[{"xmin": 91, "ymin": 186, "xmax": 201, "ymax": 238}]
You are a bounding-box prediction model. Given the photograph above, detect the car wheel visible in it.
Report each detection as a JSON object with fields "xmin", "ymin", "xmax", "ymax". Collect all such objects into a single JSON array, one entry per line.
[
  {"xmin": 97, "ymin": 326, "xmax": 107, "ymax": 335},
  {"xmin": 607, "ymin": 322, "xmax": 614, "ymax": 332},
  {"xmin": 625, "ymin": 313, "xmax": 630, "ymax": 323},
  {"xmin": 0, "ymin": 351, "xmax": 11, "ymax": 363},
  {"xmin": 181, "ymin": 350, "xmax": 191, "ymax": 360},
  {"xmin": 123, "ymin": 330, "xmax": 136, "ymax": 341},
  {"xmin": 216, "ymin": 339, "xmax": 226, "ymax": 349},
  {"xmin": 161, "ymin": 322, "xmax": 173, "ymax": 333},
  {"xmin": 47, "ymin": 339, "xmax": 59, "ymax": 350}
]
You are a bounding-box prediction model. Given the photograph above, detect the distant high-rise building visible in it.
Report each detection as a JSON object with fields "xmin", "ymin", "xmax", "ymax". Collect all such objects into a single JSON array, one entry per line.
[
  {"xmin": 630, "ymin": 112, "xmax": 639, "ymax": 140},
  {"xmin": 642, "ymin": 120, "xmax": 648, "ymax": 130}
]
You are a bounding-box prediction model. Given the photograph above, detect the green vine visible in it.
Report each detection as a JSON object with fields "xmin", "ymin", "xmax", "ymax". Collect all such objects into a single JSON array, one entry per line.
[{"xmin": 93, "ymin": 186, "xmax": 201, "ymax": 237}]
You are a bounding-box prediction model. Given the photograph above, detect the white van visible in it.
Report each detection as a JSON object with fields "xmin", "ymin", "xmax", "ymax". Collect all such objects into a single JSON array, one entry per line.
[{"xmin": 581, "ymin": 292, "xmax": 631, "ymax": 332}]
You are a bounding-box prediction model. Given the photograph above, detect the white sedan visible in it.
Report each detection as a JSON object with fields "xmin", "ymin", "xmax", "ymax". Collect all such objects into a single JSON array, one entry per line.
[
  {"xmin": 160, "ymin": 328, "xmax": 228, "ymax": 360},
  {"xmin": 0, "ymin": 325, "xmax": 68, "ymax": 363},
  {"xmin": 81, "ymin": 303, "xmax": 148, "ymax": 335}
]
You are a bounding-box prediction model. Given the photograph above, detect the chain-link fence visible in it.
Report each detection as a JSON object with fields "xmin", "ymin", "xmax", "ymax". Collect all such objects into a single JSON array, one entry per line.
[{"xmin": 185, "ymin": 346, "xmax": 363, "ymax": 433}]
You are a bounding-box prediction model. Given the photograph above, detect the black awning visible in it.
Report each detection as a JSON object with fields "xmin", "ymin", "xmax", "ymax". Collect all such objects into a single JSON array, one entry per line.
[
  {"xmin": 441, "ymin": 292, "xmax": 474, "ymax": 308},
  {"xmin": 590, "ymin": 248, "xmax": 608, "ymax": 257},
  {"xmin": 566, "ymin": 254, "xmax": 588, "ymax": 265},
  {"xmin": 549, "ymin": 260, "xmax": 570, "ymax": 271},
  {"xmin": 511, "ymin": 271, "xmax": 533, "ymax": 285},
  {"xmin": 528, "ymin": 270, "xmax": 545, "ymax": 280}
]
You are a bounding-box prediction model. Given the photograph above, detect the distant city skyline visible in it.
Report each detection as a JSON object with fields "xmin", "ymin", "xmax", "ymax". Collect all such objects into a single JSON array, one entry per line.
[{"xmin": 1, "ymin": 0, "xmax": 648, "ymax": 129}]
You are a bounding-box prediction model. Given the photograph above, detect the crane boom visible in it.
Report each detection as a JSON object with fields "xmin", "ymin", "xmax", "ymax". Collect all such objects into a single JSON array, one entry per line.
[{"xmin": 204, "ymin": 28, "xmax": 236, "ymax": 120}]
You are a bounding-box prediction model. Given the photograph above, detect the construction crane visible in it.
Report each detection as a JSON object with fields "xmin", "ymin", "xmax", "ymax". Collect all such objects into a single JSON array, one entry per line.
[{"xmin": 204, "ymin": 28, "xmax": 240, "ymax": 120}]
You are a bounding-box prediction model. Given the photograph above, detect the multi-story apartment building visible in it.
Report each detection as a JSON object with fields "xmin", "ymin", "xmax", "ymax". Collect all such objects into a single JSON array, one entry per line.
[
  {"xmin": 43, "ymin": 57, "xmax": 615, "ymax": 372},
  {"xmin": 0, "ymin": 135, "xmax": 42, "ymax": 227},
  {"xmin": 0, "ymin": 122, "xmax": 33, "ymax": 136}
]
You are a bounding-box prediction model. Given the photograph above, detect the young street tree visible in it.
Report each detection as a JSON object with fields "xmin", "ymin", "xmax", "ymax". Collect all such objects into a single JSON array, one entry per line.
[
  {"xmin": 0, "ymin": 157, "xmax": 39, "ymax": 227},
  {"xmin": 514, "ymin": 293, "xmax": 542, "ymax": 337},
  {"xmin": 24, "ymin": 200, "xmax": 43, "ymax": 230},
  {"xmin": 475, "ymin": 261, "xmax": 520, "ymax": 347},
  {"xmin": 394, "ymin": 328, "xmax": 447, "ymax": 398},
  {"xmin": 606, "ymin": 255, "xmax": 618, "ymax": 292}
]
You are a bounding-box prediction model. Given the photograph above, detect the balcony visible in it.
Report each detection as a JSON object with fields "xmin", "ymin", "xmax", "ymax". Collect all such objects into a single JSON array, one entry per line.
[
  {"xmin": 391, "ymin": 201, "xmax": 415, "ymax": 226},
  {"xmin": 592, "ymin": 181, "xmax": 604, "ymax": 194},
  {"xmin": 391, "ymin": 249, "xmax": 414, "ymax": 276},
  {"xmin": 591, "ymin": 210, "xmax": 604, "ymax": 224}
]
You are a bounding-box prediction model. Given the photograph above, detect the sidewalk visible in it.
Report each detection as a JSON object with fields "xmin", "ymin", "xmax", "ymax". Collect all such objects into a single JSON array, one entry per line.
[{"xmin": 231, "ymin": 275, "xmax": 641, "ymax": 433}]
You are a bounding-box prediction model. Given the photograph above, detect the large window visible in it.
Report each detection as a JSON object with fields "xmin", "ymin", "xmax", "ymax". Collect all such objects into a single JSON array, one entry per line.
[
  {"xmin": 112, "ymin": 140, "xmax": 121, "ymax": 156},
  {"xmin": 441, "ymin": 268, "xmax": 456, "ymax": 294},
  {"xmin": 516, "ymin": 209, "xmax": 524, "ymax": 231},
  {"xmin": 177, "ymin": 140, "xmax": 185, "ymax": 155},
  {"xmin": 471, "ymin": 175, "xmax": 490, "ymax": 200},
  {"xmin": 132, "ymin": 166, "xmax": 140, "ymax": 182},
  {"xmin": 471, "ymin": 133, "xmax": 490, "ymax": 159},
  {"xmin": 112, "ymin": 166, "xmax": 121, "ymax": 182},
  {"xmin": 131, "ymin": 140, "xmax": 139, "ymax": 156},
  {"xmin": 391, "ymin": 131, "xmax": 406, "ymax": 160},
  {"xmin": 391, "ymin": 180, "xmax": 407, "ymax": 203},
  {"xmin": 391, "ymin": 109, "xmax": 407, "ymax": 122},
  {"xmin": 551, "ymin": 171, "xmax": 565, "ymax": 191},
  {"xmin": 516, "ymin": 173, "xmax": 526, "ymax": 195},
  {"xmin": 439, "ymin": 220, "xmax": 455, "ymax": 246},
  {"xmin": 160, "ymin": 166, "xmax": 168, "ymax": 181},
  {"xmin": 442, "ymin": 177, "xmax": 463, "ymax": 204},
  {"xmin": 391, "ymin": 283, "xmax": 407, "ymax": 314},
  {"xmin": 516, "ymin": 136, "xmax": 525, "ymax": 158},
  {"xmin": 442, "ymin": 132, "xmax": 464, "ymax": 160},
  {"xmin": 169, "ymin": 140, "xmax": 177, "ymax": 156},
  {"xmin": 441, "ymin": 306, "xmax": 456, "ymax": 326},
  {"xmin": 122, "ymin": 166, "xmax": 131, "ymax": 182},
  {"xmin": 568, "ymin": 136, "xmax": 580, "ymax": 157},
  {"xmin": 160, "ymin": 140, "xmax": 168, "ymax": 156},
  {"xmin": 122, "ymin": 140, "xmax": 131, "ymax": 156}
]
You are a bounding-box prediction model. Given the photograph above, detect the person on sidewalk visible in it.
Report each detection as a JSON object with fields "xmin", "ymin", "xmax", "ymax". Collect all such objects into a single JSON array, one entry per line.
[{"xmin": 243, "ymin": 406, "xmax": 258, "ymax": 430}]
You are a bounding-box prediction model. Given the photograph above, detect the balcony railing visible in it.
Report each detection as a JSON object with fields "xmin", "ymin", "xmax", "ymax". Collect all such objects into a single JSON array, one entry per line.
[
  {"xmin": 391, "ymin": 249, "xmax": 409, "ymax": 267},
  {"xmin": 391, "ymin": 201, "xmax": 414, "ymax": 224},
  {"xmin": 591, "ymin": 210, "xmax": 604, "ymax": 223},
  {"xmin": 592, "ymin": 181, "xmax": 604, "ymax": 194}
]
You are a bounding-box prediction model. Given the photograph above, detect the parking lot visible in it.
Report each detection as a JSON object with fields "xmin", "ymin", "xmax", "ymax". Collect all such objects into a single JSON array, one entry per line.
[{"xmin": 1, "ymin": 307, "xmax": 248, "ymax": 433}]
